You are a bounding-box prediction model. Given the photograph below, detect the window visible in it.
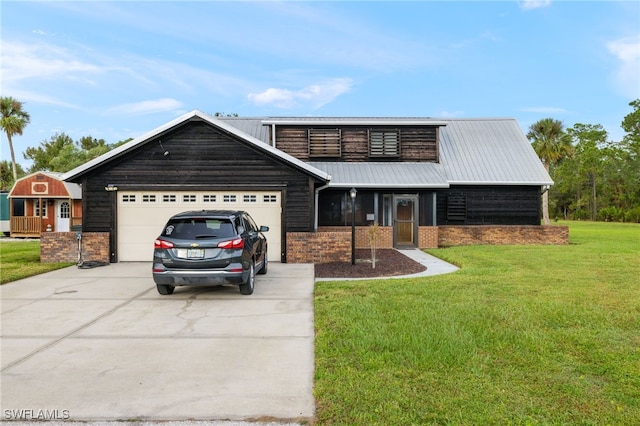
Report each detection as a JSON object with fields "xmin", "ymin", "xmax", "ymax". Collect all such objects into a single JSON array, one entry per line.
[
  {"xmin": 309, "ymin": 128, "xmax": 341, "ymax": 157},
  {"xmin": 122, "ymin": 194, "xmax": 136, "ymax": 203},
  {"xmin": 183, "ymin": 194, "xmax": 197, "ymax": 203},
  {"xmin": 223, "ymin": 194, "xmax": 236, "ymax": 203},
  {"xmin": 243, "ymin": 195, "xmax": 257, "ymax": 203},
  {"xmin": 34, "ymin": 200, "xmax": 47, "ymax": 217},
  {"xmin": 263, "ymin": 194, "xmax": 277, "ymax": 203},
  {"xmin": 369, "ymin": 130, "xmax": 400, "ymax": 157},
  {"xmin": 163, "ymin": 194, "xmax": 176, "ymax": 203},
  {"xmin": 447, "ymin": 194, "xmax": 467, "ymax": 221},
  {"xmin": 203, "ymin": 194, "xmax": 217, "ymax": 203},
  {"xmin": 142, "ymin": 194, "xmax": 157, "ymax": 203}
]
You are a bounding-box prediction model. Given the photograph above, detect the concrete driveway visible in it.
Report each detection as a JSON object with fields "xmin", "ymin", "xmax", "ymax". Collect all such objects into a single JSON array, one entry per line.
[{"xmin": 0, "ymin": 262, "xmax": 315, "ymax": 423}]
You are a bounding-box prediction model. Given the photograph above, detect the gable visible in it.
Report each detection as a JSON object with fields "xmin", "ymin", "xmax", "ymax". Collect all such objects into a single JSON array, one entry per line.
[{"xmin": 9, "ymin": 171, "xmax": 81, "ymax": 199}]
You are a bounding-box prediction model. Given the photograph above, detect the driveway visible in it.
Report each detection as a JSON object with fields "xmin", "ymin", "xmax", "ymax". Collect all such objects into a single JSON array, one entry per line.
[{"xmin": 0, "ymin": 262, "xmax": 315, "ymax": 423}]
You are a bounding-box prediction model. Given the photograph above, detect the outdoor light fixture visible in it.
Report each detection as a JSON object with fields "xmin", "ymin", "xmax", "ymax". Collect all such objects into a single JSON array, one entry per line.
[
  {"xmin": 350, "ymin": 187, "xmax": 357, "ymax": 265},
  {"xmin": 104, "ymin": 184, "xmax": 118, "ymax": 192}
]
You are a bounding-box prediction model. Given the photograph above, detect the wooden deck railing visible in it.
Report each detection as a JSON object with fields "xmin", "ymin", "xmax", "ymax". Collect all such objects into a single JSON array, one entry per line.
[{"xmin": 10, "ymin": 217, "xmax": 42, "ymax": 236}]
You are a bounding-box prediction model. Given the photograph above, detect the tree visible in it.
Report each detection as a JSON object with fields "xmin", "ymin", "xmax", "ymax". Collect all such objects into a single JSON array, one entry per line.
[
  {"xmin": 0, "ymin": 97, "xmax": 31, "ymax": 182},
  {"xmin": 0, "ymin": 160, "xmax": 26, "ymax": 190},
  {"xmin": 24, "ymin": 133, "xmax": 113, "ymax": 173},
  {"xmin": 527, "ymin": 118, "xmax": 574, "ymax": 225},
  {"xmin": 567, "ymin": 123, "xmax": 608, "ymax": 220}
]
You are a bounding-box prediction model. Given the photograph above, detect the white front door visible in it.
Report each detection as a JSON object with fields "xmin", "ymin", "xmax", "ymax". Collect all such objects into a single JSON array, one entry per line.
[{"xmin": 56, "ymin": 200, "xmax": 70, "ymax": 232}]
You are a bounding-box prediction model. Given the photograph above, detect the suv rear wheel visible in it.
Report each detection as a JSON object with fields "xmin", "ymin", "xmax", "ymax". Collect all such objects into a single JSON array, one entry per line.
[
  {"xmin": 239, "ymin": 262, "xmax": 255, "ymax": 295},
  {"xmin": 157, "ymin": 284, "xmax": 175, "ymax": 295}
]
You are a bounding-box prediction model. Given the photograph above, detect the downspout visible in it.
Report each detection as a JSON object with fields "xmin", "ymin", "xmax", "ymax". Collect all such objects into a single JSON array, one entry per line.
[
  {"xmin": 314, "ymin": 183, "xmax": 331, "ymax": 231},
  {"xmin": 271, "ymin": 124, "xmax": 277, "ymax": 148}
]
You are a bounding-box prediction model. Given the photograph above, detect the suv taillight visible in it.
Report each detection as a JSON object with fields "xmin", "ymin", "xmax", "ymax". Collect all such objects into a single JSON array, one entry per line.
[
  {"xmin": 218, "ymin": 238, "xmax": 244, "ymax": 249},
  {"xmin": 154, "ymin": 239, "xmax": 174, "ymax": 249}
]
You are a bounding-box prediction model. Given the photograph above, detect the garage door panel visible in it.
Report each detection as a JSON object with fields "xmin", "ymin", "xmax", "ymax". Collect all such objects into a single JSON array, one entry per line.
[{"xmin": 117, "ymin": 191, "xmax": 281, "ymax": 262}]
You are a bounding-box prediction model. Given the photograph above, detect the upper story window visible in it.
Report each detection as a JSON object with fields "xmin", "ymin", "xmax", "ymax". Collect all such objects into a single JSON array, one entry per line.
[
  {"xmin": 369, "ymin": 129, "xmax": 400, "ymax": 157},
  {"xmin": 308, "ymin": 128, "xmax": 341, "ymax": 157}
]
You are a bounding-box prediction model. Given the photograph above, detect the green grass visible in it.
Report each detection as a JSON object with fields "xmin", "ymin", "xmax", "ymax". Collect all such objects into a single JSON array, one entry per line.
[
  {"xmin": 0, "ymin": 240, "xmax": 75, "ymax": 284},
  {"xmin": 314, "ymin": 221, "xmax": 640, "ymax": 425}
]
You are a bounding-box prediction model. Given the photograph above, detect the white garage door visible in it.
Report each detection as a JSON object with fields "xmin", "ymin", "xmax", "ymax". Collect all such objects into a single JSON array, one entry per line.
[{"xmin": 117, "ymin": 191, "xmax": 281, "ymax": 262}]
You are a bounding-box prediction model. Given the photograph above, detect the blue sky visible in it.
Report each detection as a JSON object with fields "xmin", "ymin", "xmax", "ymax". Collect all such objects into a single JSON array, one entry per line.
[{"xmin": 2, "ymin": 1, "xmax": 639, "ymax": 170}]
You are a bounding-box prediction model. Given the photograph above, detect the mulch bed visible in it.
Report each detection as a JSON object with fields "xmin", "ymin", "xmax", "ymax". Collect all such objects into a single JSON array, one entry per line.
[{"xmin": 314, "ymin": 249, "xmax": 426, "ymax": 278}]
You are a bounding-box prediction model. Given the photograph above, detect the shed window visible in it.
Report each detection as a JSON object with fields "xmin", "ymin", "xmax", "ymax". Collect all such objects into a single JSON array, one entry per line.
[
  {"xmin": 369, "ymin": 130, "xmax": 400, "ymax": 157},
  {"xmin": 309, "ymin": 128, "xmax": 341, "ymax": 157},
  {"xmin": 447, "ymin": 194, "xmax": 467, "ymax": 221},
  {"xmin": 60, "ymin": 201, "xmax": 70, "ymax": 219},
  {"xmin": 35, "ymin": 200, "xmax": 47, "ymax": 217}
]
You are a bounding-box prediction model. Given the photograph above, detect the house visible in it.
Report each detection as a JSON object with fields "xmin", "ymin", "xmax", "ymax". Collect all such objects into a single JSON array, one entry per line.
[
  {"xmin": 8, "ymin": 171, "xmax": 82, "ymax": 237},
  {"xmin": 61, "ymin": 110, "xmax": 563, "ymax": 264}
]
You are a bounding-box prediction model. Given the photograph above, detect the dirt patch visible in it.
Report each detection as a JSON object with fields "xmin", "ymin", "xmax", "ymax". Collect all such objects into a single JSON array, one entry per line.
[{"xmin": 314, "ymin": 248, "xmax": 426, "ymax": 279}]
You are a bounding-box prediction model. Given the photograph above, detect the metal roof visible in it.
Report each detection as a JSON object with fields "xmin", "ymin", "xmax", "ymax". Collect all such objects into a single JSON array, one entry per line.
[
  {"xmin": 220, "ymin": 116, "xmax": 552, "ymax": 187},
  {"xmin": 309, "ymin": 162, "xmax": 449, "ymax": 188},
  {"xmin": 439, "ymin": 118, "xmax": 552, "ymax": 185}
]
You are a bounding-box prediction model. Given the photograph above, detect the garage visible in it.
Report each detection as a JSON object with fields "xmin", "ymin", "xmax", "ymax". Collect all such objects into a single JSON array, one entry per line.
[{"xmin": 117, "ymin": 190, "xmax": 282, "ymax": 262}]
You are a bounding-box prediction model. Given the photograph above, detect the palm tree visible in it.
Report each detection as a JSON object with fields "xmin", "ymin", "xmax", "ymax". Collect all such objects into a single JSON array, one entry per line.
[
  {"xmin": 0, "ymin": 97, "xmax": 31, "ymax": 182},
  {"xmin": 527, "ymin": 118, "xmax": 573, "ymax": 225}
]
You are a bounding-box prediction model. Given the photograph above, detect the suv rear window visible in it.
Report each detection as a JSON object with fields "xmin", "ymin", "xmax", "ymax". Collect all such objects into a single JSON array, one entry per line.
[{"xmin": 163, "ymin": 218, "xmax": 236, "ymax": 239}]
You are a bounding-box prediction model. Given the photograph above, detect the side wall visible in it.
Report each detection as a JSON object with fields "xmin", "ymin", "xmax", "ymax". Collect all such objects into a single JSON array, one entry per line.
[{"xmin": 40, "ymin": 232, "xmax": 110, "ymax": 264}]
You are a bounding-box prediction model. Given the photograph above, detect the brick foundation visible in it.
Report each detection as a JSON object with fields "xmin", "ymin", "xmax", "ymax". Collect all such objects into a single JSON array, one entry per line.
[
  {"xmin": 286, "ymin": 225, "xmax": 567, "ymax": 263},
  {"xmin": 40, "ymin": 232, "xmax": 110, "ymax": 264},
  {"xmin": 438, "ymin": 225, "xmax": 569, "ymax": 246}
]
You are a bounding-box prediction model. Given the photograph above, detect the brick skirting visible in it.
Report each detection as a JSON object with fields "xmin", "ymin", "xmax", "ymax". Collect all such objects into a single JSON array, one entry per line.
[
  {"xmin": 40, "ymin": 232, "xmax": 110, "ymax": 264},
  {"xmin": 438, "ymin": 225, "xmax": 569, "ymax": 246},
  {"xmin": 286, "ymin": 225, "xmax": 568, "ymax": 263}
]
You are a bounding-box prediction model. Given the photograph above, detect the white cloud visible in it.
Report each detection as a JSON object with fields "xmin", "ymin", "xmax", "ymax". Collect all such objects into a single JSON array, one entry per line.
[
  {"xmin": 106, "ymin": 98, "xmax": 184, "ymax": 116},
  {"xmin": 519, "ymin": 0, "xmax": 552, "ymax": 11},
  {"xmin": 248, "ymin": 78, "xmax": 353, "ymax": 109},
  {"xmin": 607, "ymin": 35, "xmax": 640, "ymax": 98}
]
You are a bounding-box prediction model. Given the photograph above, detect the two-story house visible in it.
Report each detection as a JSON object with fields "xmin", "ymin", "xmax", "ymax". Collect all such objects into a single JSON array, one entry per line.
[{"xmin": 62, "ymin": 110, "xmax": 557, "ymax": 264}]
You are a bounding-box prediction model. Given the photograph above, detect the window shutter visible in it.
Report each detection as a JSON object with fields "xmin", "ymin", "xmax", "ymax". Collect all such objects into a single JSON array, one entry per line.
[
  {"xmin": 369, "ymin": 130, "xmax": 400, "ymax": 157},
  {"xmin": 308, "ymin": 129, "xmax": 341, "ymax": 157}
]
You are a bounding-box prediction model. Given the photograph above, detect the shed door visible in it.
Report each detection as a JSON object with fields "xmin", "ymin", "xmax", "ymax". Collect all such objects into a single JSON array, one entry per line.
[
  {"xmin": 56, "ymin": 200, "xmax": 70, "ymax": 232},
  {"xmin": 116, "ymin": 191, "xmax": 281, "ymax": 262}
]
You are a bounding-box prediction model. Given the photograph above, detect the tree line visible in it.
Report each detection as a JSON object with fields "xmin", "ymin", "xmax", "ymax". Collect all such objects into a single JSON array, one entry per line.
[
  {"xmin": 2, "ymin": 95, "xmax": 639, "ymax": 223},
  {"xmin": 528, "ymin": 99, "xmax": 640, "ymax": 223}
]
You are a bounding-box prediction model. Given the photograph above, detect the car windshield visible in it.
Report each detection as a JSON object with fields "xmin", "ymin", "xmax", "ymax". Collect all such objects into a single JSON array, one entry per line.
[{"xmin": 162, "ymin": 218, "xmax": 235, "ymax": 239}]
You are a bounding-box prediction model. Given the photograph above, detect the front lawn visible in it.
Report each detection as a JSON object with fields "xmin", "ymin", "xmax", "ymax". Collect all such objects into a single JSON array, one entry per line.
[
  {"xmin": 314, "ymin": 221, "xmax": 640, "ymax": 424},
  {"xmin": 0, "ymin": 240, "xmax": 74, "ymax": 284}
]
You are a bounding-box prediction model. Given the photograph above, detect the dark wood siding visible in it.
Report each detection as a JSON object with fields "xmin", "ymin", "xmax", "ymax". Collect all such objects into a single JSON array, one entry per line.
[
  {"xmin": 76, "ymin": 119, "xmax": 322, "ymax": 236},
  {"xmin": 275, "ymin": 125, "xmax": 438, "ymax": 162},
  {"xmin": 436, "ymin": 186, "xmax": 541, "ymax": 225}
]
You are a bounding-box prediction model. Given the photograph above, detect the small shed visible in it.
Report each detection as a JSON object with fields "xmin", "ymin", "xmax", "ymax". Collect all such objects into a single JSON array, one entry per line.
[{"xmin": 8, "ymin": 171, "xmax": 82, "ymax": 237}]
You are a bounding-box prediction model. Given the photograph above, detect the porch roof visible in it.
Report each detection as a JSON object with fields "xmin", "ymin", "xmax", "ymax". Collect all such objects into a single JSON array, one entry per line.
[{"xmin": 309, "ymin": 162, "xmax": 449, "ymax": 189}]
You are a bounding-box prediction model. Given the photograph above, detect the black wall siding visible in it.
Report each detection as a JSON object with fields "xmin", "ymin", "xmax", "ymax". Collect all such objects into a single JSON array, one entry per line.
[
  {"xmin": 436, "ymin": 186, "xmax": 541, "ymax": 225},
  {"xmin": 77, "ymin": 120, "xmax": 323, "ymax": 236}
]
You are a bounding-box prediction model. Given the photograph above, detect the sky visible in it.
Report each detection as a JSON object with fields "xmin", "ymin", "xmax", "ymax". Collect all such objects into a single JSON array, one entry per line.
[{"xmin": 2, "ymin": 0, "xmax": 639, "ymax": 170}]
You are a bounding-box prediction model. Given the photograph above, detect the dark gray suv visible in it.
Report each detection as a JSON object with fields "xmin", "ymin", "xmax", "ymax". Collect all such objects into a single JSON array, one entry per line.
[{"xmin": 152, "ymin": 210, "xmax": 268, "ymax": 295}]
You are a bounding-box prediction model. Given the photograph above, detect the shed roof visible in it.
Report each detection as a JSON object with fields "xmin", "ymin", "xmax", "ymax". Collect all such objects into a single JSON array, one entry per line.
[{"xmin": 9, "ymin": 171, "xmax": 82, "ymax": 199}]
